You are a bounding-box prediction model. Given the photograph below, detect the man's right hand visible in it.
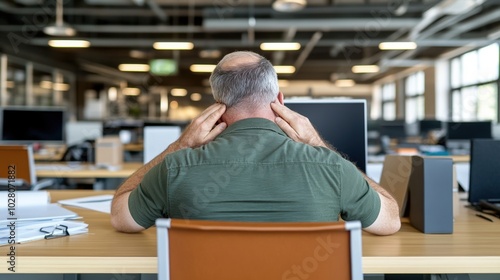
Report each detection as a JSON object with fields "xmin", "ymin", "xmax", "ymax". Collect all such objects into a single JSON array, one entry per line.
[
  {"xmin": 270, "ymin": 102, "xmax": 329, "ymax": 148},
  {"xmin": 167, "ymin": 103, "xmax": 227, "ymax": 153}
]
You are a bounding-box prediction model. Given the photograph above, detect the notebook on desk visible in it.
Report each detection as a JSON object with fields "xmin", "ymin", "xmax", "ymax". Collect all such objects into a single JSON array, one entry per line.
[{"xmin": 468, "ymin": 139, "xmax": 500, "ymax": 206}]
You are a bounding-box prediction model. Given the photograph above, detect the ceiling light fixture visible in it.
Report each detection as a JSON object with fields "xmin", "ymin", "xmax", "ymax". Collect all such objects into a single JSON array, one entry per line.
[
  {"xmin": 334, "ymin": 79, "xmax": 356, "ymax": 87},
  {"xmin": 379, "ymin": 42, "xmax": 418, "ymax": 50},
  {"xmin": 48, "ymin": 40, "xmax": 90, "ymax": 48},
  {"xmin": 272, "ymin": 0, "xmax": 307, "ymax": 12},
  {"xmin": 118, "ymin": 64, "xmax": 150, "ymax": 72},
  {"xmin": 53, "ymin": 83, "xmax": 70, "ymax": 91},
  {"xmin": 190, "ymin": 64, "xmax": 217, "ymax": 73},
  {"xmin": 39, "ymin": 80, "xmax": 53, "ymax": 89},
  {"xmin": 153, "ymin": 42, "xmax": 194, "ymax": 50},
  {"xmin": 199, "ymin": 49, "xmax": 221, "ymax": 59},
  {"xmin": 190, "ymin": 93, "xmax": 202, "ymax": 101},
  {"xmin": 122, "ymin": 87, "xmax": 141, "ymax": 96},
  {"xmin": 351, "ymin": 65, "xmax": 380, "ymax": 74},
  {"xmin": 171, "ymin": 88, "xmax": 188, "ymax": 97},
  {"xmin": 129, "ymin": 50, "xmax": 148, "ymax": 59},
  {"xmin": 274, "ymin": 65, "xmax": 296, "ymax": 74},
  {"xmin": 260, "ymin": 42, "xmax": 301, "ymax": 51},
  {"xmin": 43, "ymin": 0, "xmax": 76, "ymax": 36}
]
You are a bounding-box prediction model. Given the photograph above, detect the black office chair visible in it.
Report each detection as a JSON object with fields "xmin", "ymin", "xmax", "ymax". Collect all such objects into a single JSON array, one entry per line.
[
  {"xmin": 57, "ymin": 139, "xmax": 96, "ymax": 189},
  {"xmin": 60, "ymin": 139, "xmax": 95, "ymax": 162}
]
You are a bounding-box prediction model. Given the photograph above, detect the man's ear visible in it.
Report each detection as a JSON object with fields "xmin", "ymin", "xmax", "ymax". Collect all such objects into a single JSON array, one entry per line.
[{"xmin": 277, "ymin": 92, "xmax": 284, "ymax": 105}]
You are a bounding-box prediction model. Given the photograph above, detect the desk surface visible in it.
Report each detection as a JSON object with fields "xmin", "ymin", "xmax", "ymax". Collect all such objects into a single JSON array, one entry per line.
[
  {"xmin": 2, "ymin": 190, "xmax": 499, "ymax": 274},
  {"xmin": 35, "ymin": 162, "xmax": 142, "ymax": 178}
]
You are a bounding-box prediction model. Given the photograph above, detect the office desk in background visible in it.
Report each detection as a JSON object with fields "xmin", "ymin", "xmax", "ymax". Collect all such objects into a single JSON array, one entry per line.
[
  {"xmin": 1, "ymin": 190, "xmax": 499, "ymax": 275},
  {"xmin": 35, "ymin": 163, "xmax": 142, "ymax": 190}
]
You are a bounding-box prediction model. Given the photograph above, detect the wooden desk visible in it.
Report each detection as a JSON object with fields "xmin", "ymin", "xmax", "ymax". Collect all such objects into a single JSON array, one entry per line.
[
  {"xmin": 1, "ymin": 190, "xmax": 499, "ymax": 274},
  {"xmin": 35, "ymin": 163, "xmax": 142, "ymax": 190},
  {"xmin": 35, "ymin": 162, "xmax": 142, "ymax": 179}
]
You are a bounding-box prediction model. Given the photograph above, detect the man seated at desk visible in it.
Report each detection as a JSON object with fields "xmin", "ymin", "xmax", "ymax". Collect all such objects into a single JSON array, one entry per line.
[{"xmin": 110, "ymin": 51, "xmax": 401, "ymax": 236}]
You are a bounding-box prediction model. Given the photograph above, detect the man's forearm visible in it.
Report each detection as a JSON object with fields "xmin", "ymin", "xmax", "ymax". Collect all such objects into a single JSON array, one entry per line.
[{"xmin": 113, "ymin": 141, "xmax": 182, "ymax": 198}]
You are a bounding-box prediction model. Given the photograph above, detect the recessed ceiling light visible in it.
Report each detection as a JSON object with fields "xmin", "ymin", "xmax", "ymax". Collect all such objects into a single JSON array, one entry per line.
[
  {"xmin": 351, "ymin": 65, "xmax": 380, "ymax": 74},
  {"xmin": 199, "ymin": 49, "xmax": 221, "ymax": 58},
  {"xmin": 274, "ymin": 65, "xmax": 296, "ymax": 74},
  {"xmin": 272, "ymin": 0, "xmax": 307, "ymax": 12},
  {"xmin": 122, "ymin": 87, "xmax": 141, "ymax": 96},
  {"xmin": 379, "ymin": 42, "xmax": 417, "ymax": 50},
  {"xmin": 48, "ymin": 40, "xmax": 90, "ymax": 48},
  {"xmin": 170, "ymin": 100, "xmax": 179, "ymax": 109},
  {"xmin": 153, "ymin": 42, "xmax": 194, "ymax": 50},
  {"xmin": 53, "ymin": 83, "xmax": 70, "ymax": 91},
  {"xmin": 39, "ymin": 80, "xmax": 53, "ymax": 89},
  {"xmin": 260, "ymin": 42, "xmax": 301, "ymax": 51},
  {"xmin": 129, "ymin": 50, "xmax": 148, "ymax": 59},
  {"xmin": 190, "ymin": 64, "xmax": 217, "ymax": 73},
  {"xmin": 171, "ymin": 88, "xmax": 187, "ymax": 97},
  {"xmin": 335, "ymin": 79, "xmax": 356, "ymax": 87},
  {"xmin": 118, "ymin": 64, "xmax": 150, "ymax": 72},
  {"xmin": 190, "ymin": 93, "xmax": 202, "ymax": 101}
]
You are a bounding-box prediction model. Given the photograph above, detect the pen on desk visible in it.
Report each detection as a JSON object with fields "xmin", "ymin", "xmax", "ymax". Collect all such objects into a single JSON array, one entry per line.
[{"xmin": 476, "ymin": 213, "xmax": 494, "ymax": 222}]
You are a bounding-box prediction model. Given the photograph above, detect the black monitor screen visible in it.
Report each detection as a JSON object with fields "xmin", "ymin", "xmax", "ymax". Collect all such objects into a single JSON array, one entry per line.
[
  {"xmin": 0, "ymin": 107, "xmax": 65, "ymax": 144},
  {"xmin": 446, "ymin": 121, "xmax": 492, "ymax": 140},
  {"xmin": 285, "ymin": 99, "xmax": 367, "ymax": 173},
  {"xmin": 379, "ymin": 120, "xmax": 407, "ymax": 139},
  {"xmin": 419, "ymin": 119, "xmax": 442, "ymax": 135}
]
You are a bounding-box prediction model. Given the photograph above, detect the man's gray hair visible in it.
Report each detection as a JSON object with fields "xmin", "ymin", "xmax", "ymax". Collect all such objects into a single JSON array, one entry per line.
[{"xmin": 209, "ymin": 51, "xmax": 279, "ymax": 107}]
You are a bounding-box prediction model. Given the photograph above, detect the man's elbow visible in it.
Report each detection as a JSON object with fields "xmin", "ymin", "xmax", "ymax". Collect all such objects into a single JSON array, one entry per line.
[{"xmin": 110, "ymin": 214, "xmax": 145, "ymax": 233}]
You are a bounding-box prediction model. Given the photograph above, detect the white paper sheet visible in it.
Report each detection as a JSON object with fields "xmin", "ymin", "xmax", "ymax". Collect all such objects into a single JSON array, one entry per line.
[{"xmin": 58, "ymin": 194, "xmax": 113, "ymax": 214}]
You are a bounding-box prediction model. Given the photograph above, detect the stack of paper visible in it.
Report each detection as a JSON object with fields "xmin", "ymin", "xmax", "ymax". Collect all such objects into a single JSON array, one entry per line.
[{"xmin": 0, "ymin": 191, "xmax": 88, "ymax": 246}]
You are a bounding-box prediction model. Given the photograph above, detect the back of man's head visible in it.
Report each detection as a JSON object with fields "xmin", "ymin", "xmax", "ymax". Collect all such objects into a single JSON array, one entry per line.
[{"xmin": 209, "ymin": 51, "xmax": 279, "ymax": 109}]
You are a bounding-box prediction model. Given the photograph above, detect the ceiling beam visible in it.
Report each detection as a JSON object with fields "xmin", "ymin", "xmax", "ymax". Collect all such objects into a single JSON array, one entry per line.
[
  {"xmin": 203, "ymin": 18, "xmax": 421, "ymax": 31},
  {"xmin": 26, "ymin": 37, "xmax": 500, "ymax": 48}
]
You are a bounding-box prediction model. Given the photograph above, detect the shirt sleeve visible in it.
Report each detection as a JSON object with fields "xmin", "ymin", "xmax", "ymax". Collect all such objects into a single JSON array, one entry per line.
[
  {"xmin": 339, "ymin": 159, "xmax": 381, "ymax": 228},
  {"xmin": 128, "ymin": 161, "xmax": 169, "ymax": 229}
]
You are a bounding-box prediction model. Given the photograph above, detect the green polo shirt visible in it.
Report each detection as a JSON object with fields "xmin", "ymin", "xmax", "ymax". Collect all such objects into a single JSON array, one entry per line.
[{"xmin": 128, "ymin": 118, "xmax": 380, "ymax": 228}]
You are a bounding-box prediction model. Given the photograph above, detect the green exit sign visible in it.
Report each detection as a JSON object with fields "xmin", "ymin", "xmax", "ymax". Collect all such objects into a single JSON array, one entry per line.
[{"xmin": 149, "ymin": 59, "xmax": 178, "ymax": 76}]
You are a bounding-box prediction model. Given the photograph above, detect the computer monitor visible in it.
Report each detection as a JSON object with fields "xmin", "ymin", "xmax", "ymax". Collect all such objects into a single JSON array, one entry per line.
[
  {"xmin": 418, "ymin": 119, "xmax": 443, "ymax": 136},
  {"xmin": 143, "ymin": 125, "xmax": 182, "ymax": 163},
  {"xmin": 468, "ymin": 139, "xmax": 500, "ymax": 205},
  {"xmin": 378, "ymin": 120, "xmax": 407, "ymax": 140},
  {"xmin": 0, "ymin": 106, "xmax": 66, "ymax": 144},
  {"xmin": 446, "ymin": 121, "xmax": 492, "ymax": 140},
  {"xmin": 285, "ymin": 99, "xmax": 367, "ymax": 173},
  {"xmin": 445, "ymin": 121, "xmax": 492, "ymax": 153},
  {"xmin": 65, "ymin": 121, "xmax": 103, "ymax": 146}
]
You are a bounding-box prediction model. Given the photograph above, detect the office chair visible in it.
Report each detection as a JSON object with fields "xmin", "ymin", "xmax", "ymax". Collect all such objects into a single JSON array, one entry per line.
[
  {"xmin": 156, "ymin": 218, "xmax": 363, "ymax": 280},
  {"xmin": 0, "ymin": 145, "xmax": 55, "ymax": 191}
]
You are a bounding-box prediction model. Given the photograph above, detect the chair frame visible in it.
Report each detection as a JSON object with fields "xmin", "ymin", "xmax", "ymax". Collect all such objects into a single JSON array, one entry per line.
[{"xmin": 156, "ymin": 218, "xmax": 363, "ymax": 280}]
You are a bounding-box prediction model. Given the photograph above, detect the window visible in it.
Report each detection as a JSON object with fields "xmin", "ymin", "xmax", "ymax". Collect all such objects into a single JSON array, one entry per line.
[
  {"xmin": 405, "ymin": 71, "xmax": 425, "ymax": 123},
  {"xmin": 381, "ymin": 82, "xmax": 396, "ymax": 120},
  {"xmin": 450, "ymin": 43, "xmax": 499, "ymax": 122}
]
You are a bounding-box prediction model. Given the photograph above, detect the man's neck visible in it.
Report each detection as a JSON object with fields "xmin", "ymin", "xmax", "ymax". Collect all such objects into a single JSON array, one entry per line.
[{"xmin": 222, "ymin": 107, "xmax": 276, "ymax": 126}]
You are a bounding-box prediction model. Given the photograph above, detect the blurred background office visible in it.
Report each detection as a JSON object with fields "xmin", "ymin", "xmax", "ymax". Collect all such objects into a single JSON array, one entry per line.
[{"xmin": 0, "ymin": 0, "xmax": 499, "ymax": 171}]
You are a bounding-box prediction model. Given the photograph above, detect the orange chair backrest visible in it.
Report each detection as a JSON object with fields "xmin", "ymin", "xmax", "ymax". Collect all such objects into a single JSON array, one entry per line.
[
  {"xmin": 156, "ymin": 218, "xmax": 363, "ymax": 280},
  {"xmin": 0, "ymin": 145, "xmax": 36, "ymax": 185}
]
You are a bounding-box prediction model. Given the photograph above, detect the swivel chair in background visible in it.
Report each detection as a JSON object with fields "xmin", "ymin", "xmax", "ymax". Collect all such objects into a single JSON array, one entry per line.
[{"xmin": 0, "ymin": 145, "xmax": 55, "ymax": 191}]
